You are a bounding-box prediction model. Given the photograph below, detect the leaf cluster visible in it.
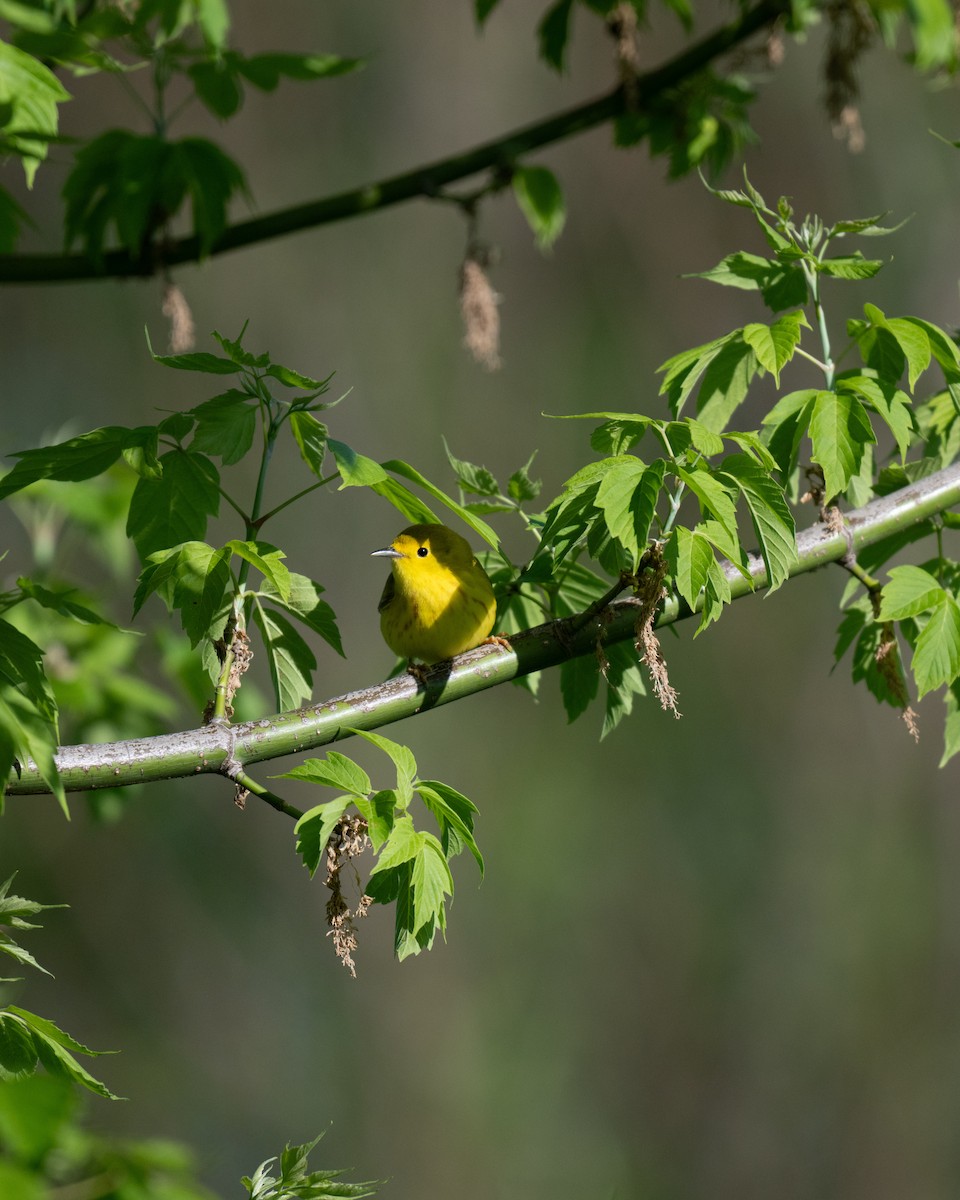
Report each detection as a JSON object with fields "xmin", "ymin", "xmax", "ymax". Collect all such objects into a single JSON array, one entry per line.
[{"xmin": 286, "ymin": 730, "xmax": 483, "ymax": 962}]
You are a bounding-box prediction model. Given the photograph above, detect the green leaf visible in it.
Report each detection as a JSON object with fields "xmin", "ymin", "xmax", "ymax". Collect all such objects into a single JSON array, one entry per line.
[
  {"xmin": 196, "ymin": 0, "xmax": 229, "ymax": 49},
  {"xmin": 838, "ymin": 375, "xmax": 915, "ymax": 461},
  {"xmin": 808, "ymin": 389, "xmax": 876, "ymax": 501},
  {"xmin": 0, "ymin": 619, "xmax": 57, "ymax": 724},
  {"xmin": 280, "ymin": 751, "xmax": 371, "ymax": 796},
  {"xmin": 188, "ymin": 60, "xmax": 242, "ymax": 119},
  {"xmin": 913, "ymin": 596, "xmax": 960, "ymax": 698},
  {"xmin": 878, "ymin": 565, "xmax": 946, "ymax": 621},
  {"xmin": 225, "ymin": 540, "xmax": 290, "ymax": 600},
  {"xmin": 0, "ymin": 40, "xmax": 70, "ymax": 187},
  {"xmin": 289, "ymin": 412, "xmax": 328, "ymax": 477},
  {"xmin": 717, "ymin": 453, "xmax": 797, "ymax": 592},
  {"xmin": 328, "ymin": 439, "xmax": 387, "ymax": 487},
  {"xmin": 560, "ymin": 652, "xmax": 599, "ymax": 723},
  {"xmin": 0, "ymin": 426, "xmax": 155, "ymax": 500},
  {"xmin": 417, "ymin": 780, "xmax": 483, "ymax": 873},
  {"xmin": 699, "ymin": 555, "xmax": 733, "ymax": 632},
  {"xmin": 443, "ymin": 438, "xmax": 499, "ymax": 496},
  {"xmin": 293, "ymin": 795, "xmax": 353, "ymax": 876},
  {"xmin": 353, "ymin": 789, "xmax": 396, "ymax": 852},
  {"xmin": 760, "ymin": 388, "xmax": 818, "ymax": 480},
  {"xmin": 940, "ymin": 682, "xmax": 960, "ymax": 767},
  {"xmin": 594, "ymin": 458, "xmax": 665, "ymax": 561},
  {"xmin": 173, "ymin": 137, "xmax": 250, "ymax": 254},
  {"xmin": 0, "ymin": 688, "xmax": 63, "ymax": 816},
  {"xmin": 674, "ymin": 464, "xmax": 738, "ymax": 536},
  {"xmin": 411, "ymin": 837, "xmax": 453, "ymax": 943},
  {"xmin": 817, "ymin": 254, "xmax": 884, "ymax": 280},
  {"xmin": 259, "ymin": 572, "xmax": 343, "ymax": 657},
  {"xmin": 513, "ymin": 165, "xmax": 566, "ymax": 250},
  {"xmin": 126, "ymin": 451, "xmax": 221, "ymax": 558},
  {"xmin": 0, "ymin": 183, "xmax": 30, "ymax": 254},
  {"xmin": 537, "ymin": 0, "xmax": 574, "ymax": 70},
  {"xmin": 189, "ymin": 391, "xmax": 256, "ymax": 465},
  {"xmin": 150, "ymin": 347, "xmax": 240, "ymax": 375},
  {"xmin": 133, "ymin": 541, "xmax": 231, "ymax": 647},
  {"xmin": 236, "ymin": 52, "xmax": 362, "ymax": 91},
  {"xmin": 664, "ymin": 526, "xmax": 714, "ymax": 610},
  {"xmin": 7, "ymin": 1008, "xmax": 119, "ymax": 1100},
  {"xmin": 885, "ymin": 317, "xmax": 932, "ymax": 390},
  {"xmin": 905, "ymin": 0, "xmax": 956, "ymax": 68},
  {"xmin": 381, "ymin": 460, "xmax": 499, "ymax": 549},
  {"xmin": 475, "ymin": 0, "xmax": 502, "ymax": 23},
  {"xmin": 741, "ymin": 310, "xmax": 808, "ymax": 385},
  {"xmin": 687, "ymin": 250, "xmax": 808, "ymax": 311},
  {"xmin": 370, "ymin": 476, "xmax": 440, "ymax": 526},
  {"xmin": 692, "ymin": 337, "xmax": 757, "ymax": 432},
  {"xmin": 508, "ymin": 453, "xmax": 541, "ymax": 502},
  {"xmin": 369, "ymin": 816, "xmax": 422, "ymax": 876},
  {"xmin": 251, "ymin": 604, "xmax": 316, "ymax": 712},
  {"xmin": 349, "ymin": 728, "xmax": 417, "ymax": 806}
]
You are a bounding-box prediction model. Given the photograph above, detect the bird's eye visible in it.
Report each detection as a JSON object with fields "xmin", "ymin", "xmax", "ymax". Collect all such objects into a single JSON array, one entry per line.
[{"xmin": 417, "ymin": 546, "xmax": 429, "ymax": 558}]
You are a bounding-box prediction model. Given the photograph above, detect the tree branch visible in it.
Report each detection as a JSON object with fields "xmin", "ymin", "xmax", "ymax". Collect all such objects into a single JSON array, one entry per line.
[
  {"xmin": 6, "ymin": 463, "xmax": 959, "ymax": 799},
  {"xmin": 0, "ymin": 0, "xmax": 789, "ymax": 284}
]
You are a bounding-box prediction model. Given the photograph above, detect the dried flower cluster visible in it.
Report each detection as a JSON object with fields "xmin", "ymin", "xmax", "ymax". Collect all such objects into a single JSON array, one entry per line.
[{"xmin": 324, "ymin": 814, "xmax": 372, "ymax": 977}]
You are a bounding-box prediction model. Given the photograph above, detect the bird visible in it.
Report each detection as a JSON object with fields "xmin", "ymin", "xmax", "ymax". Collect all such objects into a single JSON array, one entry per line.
[{"xmin": 372, "ymin": 523, "xmax": 505, "ymax": 666}]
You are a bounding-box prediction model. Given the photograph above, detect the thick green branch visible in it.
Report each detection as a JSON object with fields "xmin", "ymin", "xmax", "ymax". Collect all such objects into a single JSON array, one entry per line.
[
  {"xmin": 6, "ymin": 464, "xmax": 960, "ymax": 799},
  {"xmin": 0, "ymin": 0, "xmax": 788, "ymax": 284}
]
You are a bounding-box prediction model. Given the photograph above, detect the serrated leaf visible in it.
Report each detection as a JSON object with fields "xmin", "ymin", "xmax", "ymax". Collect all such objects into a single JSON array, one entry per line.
[
  {"xmin": 327, "ymin": 439, "xmax": 387, "ymax": 487},
  {"xmin": 664, "ymin": 526, "xmax": 714, "ymax": 609},
  {"xmin": 292, "ymin": 795, "xmax": 353, "ymax": 876},
  {"xmin": 8, "ymin": 1008, "xmax": 119, "ymax": 1100},
  {"xmin": 349, "ymin": 728, "xmax": 417, "ymax": 804},
  {"xmin": 259, "ymin": 572, "xmax": 343, "ymax": 657},
  {"xmin": 442, "ymin": 438, "xmax": 499, "ymax": 497},
  {"xmin": 594, "ymin": 458, "xmax": 665, "ymax": 560},
  {"xmin": 134, "ymin": 541, "xmax": 231, "ymax": 647},
  {"xmin": 809, "ymin": 389, "xmax": 876, "ymax": 501},
  {"xmin": 225, "ymin": 540, "xmax": 290, "ymax": 600},
  {"xmin": 674, "ymin": 464, "xmax": 738, "ymax": 536},
  {"xmin": 126, "ymin": 451, "xmax": 220, "ymax": 559},
  {"xmin": 280, "ymin": 751, "xmax": 371, "ymax": 795},
  {"xmin": 886, "ymin": 317, "xmax": 932, "ymax": 390},
  {"xmin": 742, "ymin": 310, "xmax": 808, "ymax": 385},
  {"xmin": 537, "ymin": 0, "xmax": 574, "ymax": 70},
  {"xmin": 513, "ymin": 165, "xmax": 565, "ymax": 249},
  {"xmin": 251, "ymin": 604, "xmax": 316, "ymax": 711},
  {"xmin": 560, "ymin": 652, "xmax": 599, "ymax": 723},
  {"xmin": 189, "ymin": 391, "xmax": 256, "ymax": 465},
  {"xmin": 508, "ymin": 453, "xmax": 541, "ymax": 501},
  {"xmin": 0, "ymin": 41, "xmax": 70, "ymax": 187},
  {"xmin": 839, "ymin": 375, "xmax": 915, "ymax": 460},
  {"xmin": 817, "ymin": 254, "xmax": 884, "ymax": 280},
  {"xmin": 288, "ymin": 411, "xmax": 328, "ymax": 477},
  {"xmin": 718, "ymin": 453, "xmax": 797, "ymax": 591},
  {"xmin": 353, "ymin": 789, "xmax": 396, "ymax": 852},
  {"xmin": 940, "ymin": 682, "xmax": 960, "ymax": 767},
  {"xmin": 693, "ymin": 336, "xmax": 757, "ymax": 432},
  {"xmin": 878, "ymin": 565, "xmax": 946, "ymax": 620},
  {"xmin": 913, "ymin": 596, "xmax": 960, "ymax": 697},
  {"xmin": 381, "ymin": 459, "xmax": 499, "ymax": 549},
  {"xmin": 0, "ymin": 425, "xmax": 155, "ymax": 500},
  {"xmin": 417, "ymin": 779, "xmax": 483, "ymax": 874}
]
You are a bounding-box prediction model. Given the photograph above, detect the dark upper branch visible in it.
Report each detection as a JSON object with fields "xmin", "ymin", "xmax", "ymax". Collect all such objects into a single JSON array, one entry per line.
[
  {"xmin": 6, "ymin": 462, "xmax": 960, "ymax": 798},
  {"xmin": 0, "ymin": 0, "xmax": 789, "ymax": 285}
]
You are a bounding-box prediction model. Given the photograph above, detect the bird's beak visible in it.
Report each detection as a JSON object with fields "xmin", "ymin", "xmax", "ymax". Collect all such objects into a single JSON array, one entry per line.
[{"xmin": 371, "ymin": 546, "xmax": 403, "ymax": 559}]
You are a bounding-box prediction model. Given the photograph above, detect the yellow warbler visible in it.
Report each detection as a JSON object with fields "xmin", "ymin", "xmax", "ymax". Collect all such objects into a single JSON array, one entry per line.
[{"xmin": 372, "ymin": 523, "xmax": 500, "ymax": 665}]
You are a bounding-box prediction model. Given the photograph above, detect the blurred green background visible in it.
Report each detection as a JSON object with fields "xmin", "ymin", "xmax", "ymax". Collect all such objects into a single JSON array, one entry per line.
[{"xmin": 4, "ymin": 2, "xmax": 960, "ymax": 1197}]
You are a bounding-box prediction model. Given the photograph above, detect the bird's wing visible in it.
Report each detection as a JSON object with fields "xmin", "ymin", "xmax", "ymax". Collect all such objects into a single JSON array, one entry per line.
[{"xmin": 377, "ymin": 573, "xmax": 396, "ymax": 614}]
